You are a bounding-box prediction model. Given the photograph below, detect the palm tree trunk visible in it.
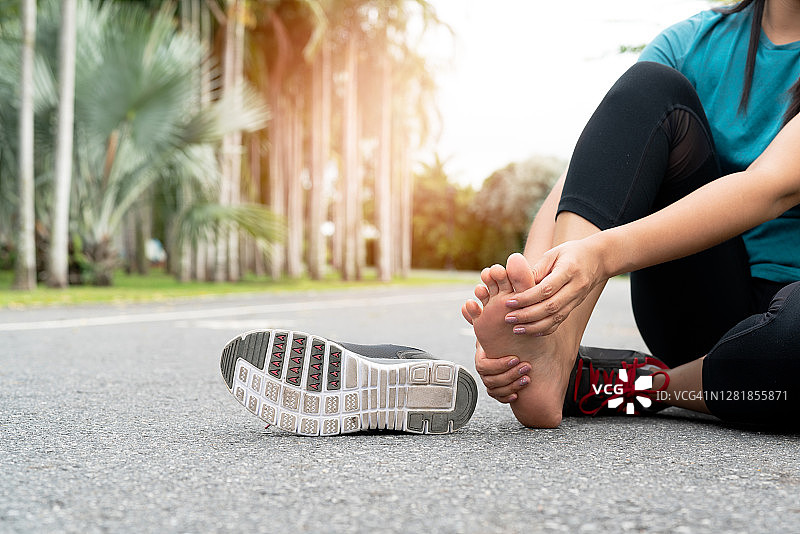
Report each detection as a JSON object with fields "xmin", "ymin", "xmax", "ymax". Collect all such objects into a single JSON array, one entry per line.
[
  {"xmin": 355, "ymin": 100, "xmax": 365, "ymax": 280},
  {"xmin": 215, "ymin": 2, "xmax": 234, "ymax": 281},
  {"xmin": 285, "ymin": 92, "xmax": 303, "ymax": 278},
  {"xmin": 250, "ymin": 134, "xmax": 265, "ymax": 276},
  {"xmin": 391, "ymin": 112, "xmax": 403, "ymax": 275},
  {"xmin": 308, "ymin": 39, "xmax": 330, "ymax": 280},
  {"xmin": 218, "ymin": 0, "xmax": 244, "ymax": 281},
  {"xmin": 190, "ymin": 0, "xmax": 212, "ymax": 282},
  {"xmin": 268, "ymin": 95, "xmax": 286, "ymax": 279},
  {"xmin": 342, "ymin": 32, "xmax": 359, "ymax": 281},
  {"xmin": 194, "ymin": 237, "xmax": 208, "ymax": 281},
  {"xmin": 375, "ymin": 46, "xmax": 392, "ymax": 282},
  {"xmin": 46, "ymin": 0, "xmax": 77, "ymax": 288},
  {"xmin": 268, "ymin": 10, "xmax": 290, "ymax": 279},
  {"xmin": 135, "ymin": 201, "xmax": 150, "ymax": 275},
  {"xmin": 400, "ymin": 133, "xmax": 412, "ymax": 276},
  {"xmin": 229, "ymin": 0, "xmax": 245, "ymax": 280},
  {"xmin": 14, "ymin": 0, "xmax": 37, "ymax": 290},
  {"xmin": 332, "ymin": 163, "xmax": 344, "ymax": 273},
  {"xmin": 177, "ymin": 0, "xmax": 200, "ymax": 282}
]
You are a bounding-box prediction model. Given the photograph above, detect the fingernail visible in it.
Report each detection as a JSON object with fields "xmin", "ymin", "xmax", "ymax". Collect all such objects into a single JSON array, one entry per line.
[
  {"xmin": 519, "ymin": 365, "xmax": 531, "ymax": 375},
  {"xmin": 513, "ymin": 326, "xmax": 525, "ymax": 334},
  {"xmin": 506, "ymin": 299, "xmax": 518, "ymax": 307},
  {"xmin": 534, "ymin": 333, "xmax": 544, "ymax": 337},
  {"xmin": 507, "ymin": 358, "xmax": 519, "ymax": 367},
  {"xmin": 519, "ymin": 376, "xmax": 530, "ymax": 385},
  {"xmin": 505, "ymin": 316, "xmax": 518, "ymax": 324}
]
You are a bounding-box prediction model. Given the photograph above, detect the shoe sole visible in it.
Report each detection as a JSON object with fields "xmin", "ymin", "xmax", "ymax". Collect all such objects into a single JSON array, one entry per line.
[{"xmin": 220, "ymin": 329, "xmax": 478, "ymax": 436}]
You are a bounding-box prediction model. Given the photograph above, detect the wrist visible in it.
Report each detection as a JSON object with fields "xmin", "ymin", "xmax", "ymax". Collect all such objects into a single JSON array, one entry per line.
[{"xmin": 584, "ymin": 230, "xmax": 619, "ymax": 280}]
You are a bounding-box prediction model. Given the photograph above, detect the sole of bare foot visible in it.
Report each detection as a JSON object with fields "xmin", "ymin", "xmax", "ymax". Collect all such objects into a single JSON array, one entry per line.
[{"xmin": 468, "ymin": 253, "xmax": 580, "ymax": 428}]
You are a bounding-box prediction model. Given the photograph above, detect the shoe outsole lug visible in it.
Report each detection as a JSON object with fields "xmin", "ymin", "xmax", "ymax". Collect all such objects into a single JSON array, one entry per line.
[{"xmin": 221, "ymin": 329, "xmax": 478, "ymax": 436}]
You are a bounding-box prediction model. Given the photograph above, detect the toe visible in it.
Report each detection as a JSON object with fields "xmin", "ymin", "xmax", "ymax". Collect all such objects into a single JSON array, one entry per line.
[
  {"xmin": 490, "ymin": 264, "xmax": 512, "ymax": 294},
  {"xmin": 481, "ymin": 267, "xmax": 499, "ymax": 296},
  {"xmin": 474, "ymin": 284, "xmax": 490, "ymax": 306},
  {"xmin": 461, "ymin": 302, "xmax": 474, "ymax": 324},
  {"xmin": 463, "ymin": 300, "xmax": 482, "ymax": 324},
  {"xmin": 507, "ymin": 252, "xmax": 536, "ymax": 293}
]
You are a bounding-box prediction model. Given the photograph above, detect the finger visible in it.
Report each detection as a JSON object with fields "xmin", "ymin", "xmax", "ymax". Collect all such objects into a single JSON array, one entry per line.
[
  {"xmin": 486, "ymin": 376, "xmax": 530, "ymax": 400},
  {"xmin": 489, "ymin": 263, "xmax": 512, "ymax": 294},
  {"xmin": 506, "ymin": 291, "xmax": 571, "ymax": 325},
  {"xmin": 511, "ymin": 269, "xmax": 571, "ymax": 308},
  {"xmin": 511, "ymin": 298, "xmax": 581, "ymax": 335},
  {"xmin": 480, "ymin": 362, "xmax": 532, "ymax": 389},
  {"xmin": 463, "ymin": 299, "xmax": 482, "ymax": 325},
  {"xmin": 513, "ymin": 323, "xmax": 560, "ymax": 337},
  {"xmin": 530, "ymin": 250, "xmax": 558, "ymax": 285},
  {"xmin": 514, "ymin": 280, "xmax": 586, "ymax": 326},
  {"xmin": 493, "ymin": 393, "xmax": 518, "ymax": 404},
  {"xmin": 481, "ymin": 267, "xmax": 499, "ymax": 296},
  {"xmin": 474, "ymin": 284, "xmax": 490, "ymax": 306},
  {"xmin": 474, "ymin": 352, "xmax": 521, "ymax": 376}
]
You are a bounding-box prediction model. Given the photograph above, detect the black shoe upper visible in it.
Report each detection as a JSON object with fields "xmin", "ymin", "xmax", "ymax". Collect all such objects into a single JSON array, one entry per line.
[
  {"xmin": 338, "ymin": 342, "xmax": 437, "ymax": 360},
  {"xmin": 563, "ymin": 346, "xmax": 670, "ymax": 417}
]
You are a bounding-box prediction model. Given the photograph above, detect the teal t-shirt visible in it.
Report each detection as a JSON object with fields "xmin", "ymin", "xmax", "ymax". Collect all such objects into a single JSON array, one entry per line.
[{"xmin": 639, "ymin": 7, "xmax": 800, "ymax": 283}]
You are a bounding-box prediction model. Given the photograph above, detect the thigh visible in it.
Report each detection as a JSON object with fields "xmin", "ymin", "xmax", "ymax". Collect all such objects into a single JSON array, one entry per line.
[
  {"xmin": 558, "ymin": 61, "xmax": 722, "ymax": 229},
  {"xmin": 701, "ymin": 281, "xmax": 800, "ymax": 428},
  {"xmin": 630, "ymin": 236, "xmax": 753, "ymax": 367}
]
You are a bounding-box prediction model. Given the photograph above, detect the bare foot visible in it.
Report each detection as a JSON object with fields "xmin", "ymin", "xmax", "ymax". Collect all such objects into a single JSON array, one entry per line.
[{"xmin": 465, "ymin": 253, "xmax": 579, "ymax": 428}]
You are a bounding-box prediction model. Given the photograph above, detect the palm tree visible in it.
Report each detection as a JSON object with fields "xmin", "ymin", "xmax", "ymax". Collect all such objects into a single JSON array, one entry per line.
[
  {"xmin": 13, "ymin": 0, "xmax": 36, "ymax": 290},
  {"xmin": 217, "ymin": 0, "xmax": 246, "ymax": 281},
  {"xmin": 3, "ymin": 0, "xmax": 277, "ymax": 285},
  {"xmin": 374, "ymin": 22, "xmax": 393, "ymax": 282},
  {"xmin": 46, "ymin": 0, "xmax": 76, "ymax": 288},
  {"xmin": 207, "ymin": 0, "xmax": 445, "ymax": 282},
  {"xmin": 341, "ymin": 26, "xmax": 360, "ymax": 281},
  {"xmin": 307, "ymin": 36, "xmax": 330, "ymax": 280}
]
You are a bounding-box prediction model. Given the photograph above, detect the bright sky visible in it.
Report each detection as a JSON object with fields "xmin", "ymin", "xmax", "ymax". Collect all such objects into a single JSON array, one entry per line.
[{"xmin": 423, "ymin": 0, "xmax": 713, "ymax": 187}]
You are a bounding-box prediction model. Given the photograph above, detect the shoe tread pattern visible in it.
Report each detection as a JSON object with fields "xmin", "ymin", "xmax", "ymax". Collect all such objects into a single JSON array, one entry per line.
[{"xmin": 222, "ymin": 329, "xmax": 478, "ymax": 436}]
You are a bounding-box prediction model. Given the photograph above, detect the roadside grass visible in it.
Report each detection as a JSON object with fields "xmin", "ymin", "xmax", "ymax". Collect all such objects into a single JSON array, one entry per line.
[{"xmin": 0, "ymin": 268, "xmax": 477, "ymax": 308}]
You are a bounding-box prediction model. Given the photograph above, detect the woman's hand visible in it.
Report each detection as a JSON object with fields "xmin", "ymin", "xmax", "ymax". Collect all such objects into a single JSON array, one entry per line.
[
  {"xmin": 505, "ymin": 237, "xmax": 609, "ymax": 335},
  {"xmin": 473, "ymin": 342, "xmax": 531, "ymax": 403}
]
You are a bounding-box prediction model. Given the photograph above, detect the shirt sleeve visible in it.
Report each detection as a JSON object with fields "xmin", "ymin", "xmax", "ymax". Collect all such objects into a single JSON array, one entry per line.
[{"xmin": 638, "ymin": 11, "xmax": 707, "ymax": 70}]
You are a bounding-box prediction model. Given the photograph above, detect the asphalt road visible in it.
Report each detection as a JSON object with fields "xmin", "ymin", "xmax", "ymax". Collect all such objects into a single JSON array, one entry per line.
[{"xmin": 1, "ymin": 277, "xmax": 798, "ymax": 533}]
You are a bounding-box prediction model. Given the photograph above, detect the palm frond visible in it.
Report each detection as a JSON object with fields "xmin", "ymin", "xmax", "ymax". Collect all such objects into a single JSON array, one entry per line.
[
  {"xmin": 180, "ymin": 83, "xmax": 270, "ymax": 145},
  {"xmin": 175, "ymin": 202, "xmax": 286, "ymax": 252}
]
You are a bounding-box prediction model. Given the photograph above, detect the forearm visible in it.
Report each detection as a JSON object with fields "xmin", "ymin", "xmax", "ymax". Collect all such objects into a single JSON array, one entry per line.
[
  {"xmin": 524, "ymin": 171, "xmax": 566, "ymax": 260},
  {"xmin": 595, "ymin": 169, "xmax": 798, "ymax": 278},
  {"xmin": 588, "ymin": 112, "xmax": 800, "ymax": 278}
]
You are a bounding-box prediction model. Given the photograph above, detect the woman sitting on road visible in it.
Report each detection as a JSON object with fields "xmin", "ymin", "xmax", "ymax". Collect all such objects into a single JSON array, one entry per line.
[{"xmin": 463, "ymin": 0, "xmax": 800, "ymax": 429}]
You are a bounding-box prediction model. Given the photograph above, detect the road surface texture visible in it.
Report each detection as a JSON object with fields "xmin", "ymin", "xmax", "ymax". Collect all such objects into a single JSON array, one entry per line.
[{"xmin": 2, "ymin": 277, "xmax": 798, "ymax": 533}]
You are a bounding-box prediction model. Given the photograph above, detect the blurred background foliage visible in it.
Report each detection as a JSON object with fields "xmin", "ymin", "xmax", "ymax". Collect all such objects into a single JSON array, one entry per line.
[{"xmin": 1, "ymin": 0, "xmax": 564, "ymax": 289}]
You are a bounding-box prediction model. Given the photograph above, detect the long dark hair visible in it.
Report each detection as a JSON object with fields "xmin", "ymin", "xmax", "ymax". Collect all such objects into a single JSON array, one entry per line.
[{"xmin": 716, "ymin": 0, "xmax": 800, "ymax": 125}]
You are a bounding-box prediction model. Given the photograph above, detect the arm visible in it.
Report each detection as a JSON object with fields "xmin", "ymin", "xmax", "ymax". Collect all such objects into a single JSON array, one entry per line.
[
  {"xmin": 523, "ymin": 171, "xmax": 566, "ymax": 259},
  {"xmin": 597, "ymin": 113, "xmax": 800, "ymax": 277},
  {"xmin": 512, "ymin": 113, "xmax": 800, "ymax": 329}
]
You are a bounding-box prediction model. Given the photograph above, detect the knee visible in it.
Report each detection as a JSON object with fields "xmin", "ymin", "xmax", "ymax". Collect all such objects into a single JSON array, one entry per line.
[
  {"xmin": 604, "ymin": 61, "xmax": 695, "ymax": 110},
  {"xmin": 766, "ymin": 281, "xmax": 800, "ymax": 337}
]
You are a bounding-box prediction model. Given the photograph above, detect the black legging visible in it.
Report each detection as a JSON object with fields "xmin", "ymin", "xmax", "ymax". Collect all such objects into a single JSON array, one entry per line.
[{"xmin": 558, "ymin": 61, "xmax": 799, "ymax": 428}]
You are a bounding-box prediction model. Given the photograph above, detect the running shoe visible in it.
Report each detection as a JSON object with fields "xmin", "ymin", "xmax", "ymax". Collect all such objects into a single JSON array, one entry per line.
[
  {"xmin": 220, "ymin": 329, "xmax": 478, "ymax": 436},
  {"xmin": 563, "ymin": 346, "xmax": 670, "ymax": 416}
]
